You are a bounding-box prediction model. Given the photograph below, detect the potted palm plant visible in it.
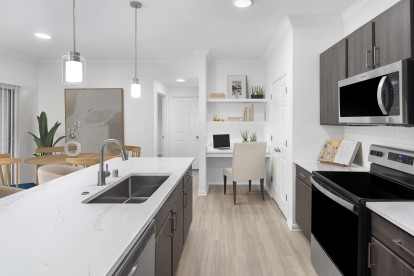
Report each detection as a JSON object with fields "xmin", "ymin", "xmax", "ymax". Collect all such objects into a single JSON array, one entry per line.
[{"xmin": 251, "ymin": 86, "xmax": 265, "ymax": 99}]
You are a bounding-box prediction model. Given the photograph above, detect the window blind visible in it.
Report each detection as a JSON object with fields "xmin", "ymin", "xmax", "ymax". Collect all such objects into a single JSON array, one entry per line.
[{"xmin": 0, "ymin": 83, "xmax": 18, "ymax": 156}]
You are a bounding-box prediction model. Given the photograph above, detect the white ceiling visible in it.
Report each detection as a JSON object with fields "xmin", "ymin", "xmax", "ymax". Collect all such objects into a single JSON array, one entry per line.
[{"xmin": 0, "ymin": 0, "xmax": 356, "ymax": 61}]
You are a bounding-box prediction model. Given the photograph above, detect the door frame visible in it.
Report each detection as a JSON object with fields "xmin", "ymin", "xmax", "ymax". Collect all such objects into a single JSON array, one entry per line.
[{"xmin": 154, "ymin": 91, "xmax": 168, "ymax": 157}]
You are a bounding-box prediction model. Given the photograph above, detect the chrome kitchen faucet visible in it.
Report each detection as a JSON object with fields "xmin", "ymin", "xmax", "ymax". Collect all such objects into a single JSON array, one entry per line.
[{"xmin": 98, "ymin": 139, "xmax": 128, "ymax": 186}]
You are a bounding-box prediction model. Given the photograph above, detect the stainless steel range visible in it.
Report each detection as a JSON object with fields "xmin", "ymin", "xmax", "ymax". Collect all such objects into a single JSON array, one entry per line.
[{"xmin": 311, "ymin": 144, "xmax": 414, "ymax": 276}]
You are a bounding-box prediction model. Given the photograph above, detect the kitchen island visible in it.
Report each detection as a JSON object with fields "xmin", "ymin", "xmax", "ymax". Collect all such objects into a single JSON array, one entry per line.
[{"xmin": 0, "ymin": 157, "xmax": 193, "ymax": 276}]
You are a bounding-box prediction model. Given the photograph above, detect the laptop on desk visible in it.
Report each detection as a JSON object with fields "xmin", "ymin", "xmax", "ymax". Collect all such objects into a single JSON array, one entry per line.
[{"xmin": 213, "ymin": 134, "xmax": 230, "ymax": 150}]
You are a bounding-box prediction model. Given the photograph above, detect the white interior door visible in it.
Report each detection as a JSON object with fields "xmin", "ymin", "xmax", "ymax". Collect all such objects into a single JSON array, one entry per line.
[
  {"xmin": 271, "ymin": 76, "xmax": 289, "ymax": 219},
  {"xmin": 170, "ymin": 97, "xmax": 199, "ymax": 168}
]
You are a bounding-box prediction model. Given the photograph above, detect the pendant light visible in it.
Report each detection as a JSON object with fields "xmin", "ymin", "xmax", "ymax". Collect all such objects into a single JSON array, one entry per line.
[
  {"xmin": 63, "ymin": 0, "xmax": 85, "ymax": 85},
  {"xmin": 130, "ymin": 1, "xmax": 142, "ymax": 98}
]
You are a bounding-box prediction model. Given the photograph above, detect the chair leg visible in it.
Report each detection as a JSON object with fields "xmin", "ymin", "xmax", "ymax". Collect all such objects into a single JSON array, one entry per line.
[
  {"xmin": 260, "ymin": 178, "xmax": 265, "ymax": 200},
  {"xmin": 249, "ymin": 180, "xmax": 252, "ymax": 192},
  {"xmin": 233, "ymin": 181, "xmax": 237, "ymax": 205},
  {"xmin": 224, "ymin": 175, "xmax": 227, "ymax": 195}
]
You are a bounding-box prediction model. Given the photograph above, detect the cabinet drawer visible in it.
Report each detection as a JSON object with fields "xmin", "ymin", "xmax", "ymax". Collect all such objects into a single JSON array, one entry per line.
[
  {"xmin": 372, "ymin": 212, "xmax": 414, "ymax": 266},
  {"xmin": 296, "ymin": 165, "xmax": 311, "ymax": 187},
  {"xmin": 154, "ymin": 178, "xmax": 184, "ymax": 237}
]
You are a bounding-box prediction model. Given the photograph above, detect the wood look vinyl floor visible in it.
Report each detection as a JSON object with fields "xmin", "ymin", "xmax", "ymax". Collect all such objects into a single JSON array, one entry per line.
[{"xmin": 176, "ymin": 172, "xmax": 317, "ymax": 276}]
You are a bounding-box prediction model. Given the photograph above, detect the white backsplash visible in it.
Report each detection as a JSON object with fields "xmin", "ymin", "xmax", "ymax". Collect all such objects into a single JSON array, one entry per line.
[{"xmin": 344, "ymin": 126, "xmax": 414, "ymax": 167}]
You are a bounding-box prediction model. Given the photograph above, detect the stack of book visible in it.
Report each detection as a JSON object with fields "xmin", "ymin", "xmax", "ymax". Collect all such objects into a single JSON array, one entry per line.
[{"xmin": 243, "ymin": 105, "xmax": 254, "ymax": 121}]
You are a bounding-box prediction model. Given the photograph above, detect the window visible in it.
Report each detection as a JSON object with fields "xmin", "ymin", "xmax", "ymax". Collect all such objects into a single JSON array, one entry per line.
[{"xmin": 0, "ymin": 83, "xmax": 18, "ymax": 156}]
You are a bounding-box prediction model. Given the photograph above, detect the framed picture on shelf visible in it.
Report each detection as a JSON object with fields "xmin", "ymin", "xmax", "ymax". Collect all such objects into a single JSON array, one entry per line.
[{"xmin": 227, "ymin": 75, "xmax": 247, "ymax": 99}]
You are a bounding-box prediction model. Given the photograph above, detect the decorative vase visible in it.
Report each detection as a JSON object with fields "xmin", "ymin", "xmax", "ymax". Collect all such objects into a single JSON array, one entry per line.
[{"xmin": 64, "ymin": 140, "xmax": 82, "ymax": 157}]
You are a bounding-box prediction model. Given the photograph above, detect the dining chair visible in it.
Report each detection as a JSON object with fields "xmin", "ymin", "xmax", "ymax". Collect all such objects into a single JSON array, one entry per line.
[
  {"xmin": 35, "ymin": 146, "xmax": 66, "ymax": 156},
  {"xmin": 0, "ymin": 157, "xmax": 21, "ymax": 188},
  {"xmin": 223, "ymin": 142, "xmax": 267, "ymax": 205},
  {"xmin": 0, "ymin": 186, "xmax": 22, "ymax": 198},
  {"xmin": 114, "ymin": 145, "xmax": 141, "ymax": 157},
  {"xmin": 0, "ymin": 154, "xmax": 11, "ymax": 158},
  {"xmin": 38, "ymin": 164, "xmax": 83, "ymax": 184}
]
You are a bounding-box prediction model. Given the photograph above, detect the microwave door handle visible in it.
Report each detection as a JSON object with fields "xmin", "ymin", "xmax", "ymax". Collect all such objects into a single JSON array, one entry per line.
[
  {"xmin": 311, "ymin": 177, "xmax": 355, "ymax": 212},
  {"xmin": 377, "ymin": 76, "xmax": 388, "ymax": 115}
]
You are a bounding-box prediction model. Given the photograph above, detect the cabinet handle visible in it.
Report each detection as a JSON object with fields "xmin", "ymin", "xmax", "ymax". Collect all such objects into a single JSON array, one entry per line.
[
  {"xmin": 184, "ymin": 192, "xmax": 188, "ymax": 207},
  {"xmin": 393, "ymin": 239, "xmax": 414, "ymax": 258},
  {"xmin": 299, "ymin": 173, "xmax": 306, "ymax": 178},
  {"xmin": 366, "ymin": 49, "xmax": 372, "ymax": 69},
  {"xmin": 374, "ymin": 46, "xmax": 380, "ymax": 68},
  {"xmin": 170, "ymin": 212, "xmax": 176, "ymax": 237},
  {"xmin": 368, "ymin": 242, "xmax": 375, "ymax": 268},
  {"xmin": 172, "ymin": 211, "xmax": 177, "ymax": 233}
]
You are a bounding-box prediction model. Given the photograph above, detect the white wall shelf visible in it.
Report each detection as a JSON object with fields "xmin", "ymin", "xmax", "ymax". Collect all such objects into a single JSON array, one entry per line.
[{"xmin": 207, "ymin": 99, "xmax": 268, "ymax": 103}]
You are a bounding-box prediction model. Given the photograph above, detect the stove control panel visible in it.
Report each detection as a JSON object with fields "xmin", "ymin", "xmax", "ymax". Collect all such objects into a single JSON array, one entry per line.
[
  {"xmin": 369, "ymin": 144, "xmax": 414, "ymax": 175},
  {"xmin": 388, "ymin": 152, "xmax": 414, "ymax": 166}
]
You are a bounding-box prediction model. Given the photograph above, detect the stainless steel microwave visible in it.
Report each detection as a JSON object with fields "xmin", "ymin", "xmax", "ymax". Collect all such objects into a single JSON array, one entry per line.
[{"xmin": 338, "ymin": 59, "xmax": 414, "ymax": 125}]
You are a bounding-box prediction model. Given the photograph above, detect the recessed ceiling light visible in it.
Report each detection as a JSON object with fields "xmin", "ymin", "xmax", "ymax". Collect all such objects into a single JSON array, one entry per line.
[
  {"xmin": 34, "ymin": 33, "xmax": 52, "ymax": 40},
  {"xmin": 234, "ymin": 0, "xmax": 253, "ymax": 8},
  {"xmin": 176, "ymin": 78, "xmax": 186, "ymax": 83}
]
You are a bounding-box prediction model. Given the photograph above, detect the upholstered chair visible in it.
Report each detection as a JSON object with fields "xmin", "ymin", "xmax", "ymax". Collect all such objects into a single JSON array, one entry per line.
[{"xmin": 38, "ymin": 164, "xmax": 82, "ymax": 184}]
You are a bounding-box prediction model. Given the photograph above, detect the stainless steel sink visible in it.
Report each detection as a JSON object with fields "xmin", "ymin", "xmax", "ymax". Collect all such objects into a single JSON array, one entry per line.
[{"xmin": 85, "ymin": 174, "xmax": 170, "ymax": 204}]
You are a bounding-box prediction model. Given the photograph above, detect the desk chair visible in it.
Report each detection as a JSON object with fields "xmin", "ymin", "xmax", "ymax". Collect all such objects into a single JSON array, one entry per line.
[
  {"xmin": 114, "ymin": 145, "xmax": 141, "ymax": 157},
  {"xmin": 38, "ymin": 164, "xmax": 82, "ymax": 184},
  {"xmin": 223, "ymin": 142, "xmax": 267, "ymax": 205}
]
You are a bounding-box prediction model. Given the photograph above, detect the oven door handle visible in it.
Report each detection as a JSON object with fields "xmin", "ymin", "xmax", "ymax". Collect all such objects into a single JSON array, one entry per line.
[
  {"xmin": 377, "ymin": 76, "xmax": 389, "ymax": 115},
  {"xmin": 311, "ymin": 177, "xmax": 356, "ymax": 212}
]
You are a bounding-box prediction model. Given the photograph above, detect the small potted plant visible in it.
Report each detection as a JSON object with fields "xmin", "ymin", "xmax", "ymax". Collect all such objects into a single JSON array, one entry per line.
[
  {"xmin": 240, "ymin": 130, "xmax": 249, "ymax": 142},
  {"xmin": 250, "ymin": 132, "xmax": 257, "ymax": 142},
  {"xmin": 251, "ymin": 86, "xmax": 265, "ymax": 99}
]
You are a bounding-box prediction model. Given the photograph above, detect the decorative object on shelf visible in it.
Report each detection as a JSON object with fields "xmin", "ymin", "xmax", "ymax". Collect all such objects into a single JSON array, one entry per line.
[
  {"xmin": 227, "ymin": 75, "xmax": 247, "ymax": 99},
  {"xmin": 318, "ymin": 139, "xmax": 361, "ymax": 166},
  {"xmin": 243, "ymin": 104, "xmax": 254, "ymax": 121},
  {"xmin": 28, "ymin": 112, "xmax": 66, "ymax": 154},
  {"xmin": 227, "ymin": 117, "xmax": 243, "ymax": 122},
  {"xmin": 62, "ymin": 0, "xmax": 85, "ymax": 85},
  {"xmin": 213, "ymin": 115, "xmax": 225, "ymax": 122},
  {"xmin": 64, "ymin": 121, "xmax": 82, "ymax": 157},
  {"xmin": 240, "ymin": 130, "xmax": 249, "ymax": 142},
  {"xmin": 250, "ymin": 132, "xmax": 257, "ymax": 142},
  {"xmin": 251, "ymin": 86, "xmax": 265, "ymax": 99},
  {"xmin": 65, "ymin": 88, "xmax": 124, "ymax": 152},
  {"xmin": 209, "ymin": 92, "xmax": 226, "ymax": 99},
  {"xmin": 130, "ymin": 1, "xmax": 143, "ymax": 98}
]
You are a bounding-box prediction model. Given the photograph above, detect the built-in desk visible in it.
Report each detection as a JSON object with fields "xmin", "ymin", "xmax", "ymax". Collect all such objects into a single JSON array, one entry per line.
[
  {"xmin": 206, "ymin": 146, "xmax": 271, "ymax": 185},
  {"xmin": 206, "ymin": 146, "xmax": 271, "ymax": 157}
]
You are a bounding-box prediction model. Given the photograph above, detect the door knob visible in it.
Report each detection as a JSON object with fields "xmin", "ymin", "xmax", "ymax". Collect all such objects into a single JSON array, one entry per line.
[
  {"xmin": 196, "ymin": 136, "xmax": 199, "ymax": 139},
  {"xmin": 274, "ymin": 148, "xmax": 281, "ymax": 153}
]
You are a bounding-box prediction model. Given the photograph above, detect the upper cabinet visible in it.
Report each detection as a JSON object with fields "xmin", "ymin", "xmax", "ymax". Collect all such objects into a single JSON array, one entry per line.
[
  {"xmin": 320, "ymin": 39, "xmax": 347, "ymax": 125},
  {"xmin": 373, "ymin": 0, "xmax": 413, "ymax": 68},
  {"xmin": 320, "ymin": 0, "xmax": 414, "ymax": 125},
  {"xmin": 347, "ymin": 22, "xmax": 374, "ymax": 76}
]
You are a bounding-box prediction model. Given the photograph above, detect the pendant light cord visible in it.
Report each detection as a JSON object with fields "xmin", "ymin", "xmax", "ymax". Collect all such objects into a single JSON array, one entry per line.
[
  {"xmin": 73, "ymin": 0, "xmax": 76, "ymax": 52},
  {"xmin": 134, "ymin": 6, "xmax": 137, "ymax": 79}
]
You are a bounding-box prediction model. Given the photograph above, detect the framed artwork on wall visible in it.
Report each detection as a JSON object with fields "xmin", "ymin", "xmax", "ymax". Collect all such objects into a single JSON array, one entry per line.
[
  {"xmin": 227, "ymin": 75, "xmax": 247, "ymax": 99},
  {"xmin": 64, "ymin": 88, "xmax": 124, "ymax": 152}
]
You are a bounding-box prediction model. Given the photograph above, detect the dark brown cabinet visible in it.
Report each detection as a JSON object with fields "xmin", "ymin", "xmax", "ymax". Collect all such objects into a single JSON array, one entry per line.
[
  {"xmin": 172, "ymin": 193, "xmax": 184, "ymax": 275},
  {"xmin": 347, "ymin": 22, "xmax": 373, "ymax": 76},
  {"xmin": 320, "ymin": 39, "xmax": 347, "ymax": 125},
  {"xmin": 369, "ymin": 212, "xmax": 414, "ymax": 275},
  {"xmin": 370, "ymin": 237, "xmax": 414, "ymax": 276},
  {"xmin": 295, "ymin": 165, "xmax": 312, "ymax": 241},
  {"xmin": 156, "ymin": 217, "xmax": 173, "ymax": 276},
  {"xmin": 373, "ymin": 0, "xmax": 413, "ymax": 68},
  {"xmin": 155, "ymin": 166, "xmax": 193, "ymax": 276},
  {"xmin": 183, "ymin": 177, "xmax": 193, "ymax": 242}
]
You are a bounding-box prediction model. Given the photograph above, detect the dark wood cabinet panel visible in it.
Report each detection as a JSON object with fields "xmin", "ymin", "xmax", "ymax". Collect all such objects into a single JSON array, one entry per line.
[
  {"xmin": 320, "ymin": 39, "xmax": 347, "ymax": 125},
  {"xmin": 156, "ymin": 217, "xmax": 173, "ymax": 276},
  {"xmin": 296, "ymin": 177, "xmax": 311, "ymax": 241},
  {"xmin": 370, "ymin": 237, "xmax": 414, "ymax": 276},
  {"xmin": 183, "ymin": 178, "xmax": 193, "ymax": 243},
  {"xmin": 373, "ymin": 0, "xmax": 413, "ymax": 68},
  {"xmin": 347, "ymin": 22, "xmax": 374, "ymax": 76},
  {"xmin": 296, "ymin": 165, "xmax": 311, "ymax": 187},
  {"xmin": 172, "ymin": 192, "xmax": 184, "ymax": 275}
]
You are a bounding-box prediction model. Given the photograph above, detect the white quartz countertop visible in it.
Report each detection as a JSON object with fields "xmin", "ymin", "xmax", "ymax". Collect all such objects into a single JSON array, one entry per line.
[
  {"xmin": 367, "ymin": 202, "xmax": 414, "ymax": 237},
  {"xmin": 0, "ymin": 157, "xmax": 193, "ymax": 276},
  {"xmin": 294, "ymin": 159, "xmax": 369, "ymax": 173}
]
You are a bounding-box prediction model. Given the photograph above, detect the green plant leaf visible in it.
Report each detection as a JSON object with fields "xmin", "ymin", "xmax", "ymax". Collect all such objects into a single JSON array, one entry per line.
[
  {"xmin": 28, "ymin": 132, "xmax": 45, "ymax": 148},
  {"xmin": 44, "ymin": 122, "xmax": 61, "ymax": 147},
  {"xmin": 53, "ymin": 136, "xmax": 66, "ymax": 147},
  {"xmin": 38, "ymin": 112, "xmax": 48, "ymax": 141}
]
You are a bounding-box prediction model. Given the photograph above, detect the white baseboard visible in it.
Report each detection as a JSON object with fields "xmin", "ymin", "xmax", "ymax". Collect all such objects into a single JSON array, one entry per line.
[{"xmin": 289, "ymin": 222, "xmax": 301, "ymax": 231}]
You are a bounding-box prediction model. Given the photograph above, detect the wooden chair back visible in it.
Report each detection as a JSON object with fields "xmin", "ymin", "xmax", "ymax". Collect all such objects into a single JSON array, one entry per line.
[
  {"xmin": 35, "ymin": 146, "xmax": 76, "ymax": 157},
  {"xmin": 0, "ymin": 158, "xmax": 20, "ymax": 187},
  {"xmin": 114, "ymin": 145, "xmax": 141, "ymax": 157},
  {"xmin": 0, "ymin": 154, "xmax": 11, "ymax": 158}
]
